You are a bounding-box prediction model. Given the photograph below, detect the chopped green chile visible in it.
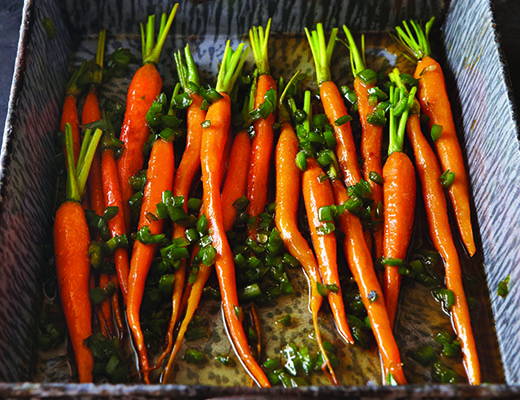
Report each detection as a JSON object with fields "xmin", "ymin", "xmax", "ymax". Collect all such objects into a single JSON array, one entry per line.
[
  {"xmin": 318, "ymin": 205, "xmax": 336, "ymax": 222},
  {"xmin": 184, "ymin": 348, "xmax": 206, "ymax": 364},
  {"xmin": 295, "ymin": 151, "xmax": 308, "ymax": 171},
  {"xmin": 387, "ymin": 373, "xmax": 399, "ymax": 385},
  {"xmin": 187, "ymin": 197, "xmax": 202, "ymax": 211},
  {"xmin": 400, "ymin": 73, "xmax": 418, "ymax": 86},
  {"xmin": 196, "ymin": 214, "xmax": 209, "ymax": 234},
  {"xmin": 340, "ymin": 85, "xmax": 358, "ymax": 105},
  {"xmin": 411, "ymin": 345, "xmax": 437, "ymax": 366},
  {"xmin": 250, "ymin": 88, "xmax": 277, "ymax": 121},
  {"xmin": 263, "ymin": 358, "xmax": 281, "ymax": 370},
  {"xmin": 105, "ymin": 234, "xmax": 128, "ymax": 252},
  {"xmin": 498, "ymin": 275, "xmax": 511, "ymax": 298},
  {"xmin": 431, "ymin": 288, "xmax": 455, "ymax": 310},
  {"xmin": 135, "ymin": 226, "xmax": 166, "ymax": 244},
  {"xmin": 431, "ymin": 124, "xmax": 443, "ymax": 142},
  {"xmin": 434, "ymin": 331, "xmax": 461, "ymax": 357},
  {"xmin": 440, "ymin": 169, "xmax": 455, "ymax": 188},
  {"xmin": 171, "ymin": 92, "xmax": 193, "ymax": 109},
  {"xmin": 367, "ymin": 86, "xmax": 388, "ymax": 100},
  {"xmin": 233, "ymin": 196, "xmax": 249, "ymax": 212},
  {"xmin": 334, "ymin": 115, "xmax": 352, "ymax": 126},
  {"xmin": 201, "ymin": 120, "xmax": 211, "ymax": 128},
  {"xmin": 358, "ymin": 68, "xmax": 377, "ymax": 85},
  {"xmin": 316, "ymin": 222, "xmax": 335, "ymax": 235},
  {"xmin": 185, "ymin": 228, "xmax": 199, "ymax": 243},
  {"xmin": 369, "ymin": 171, "xmax": 383, "ymax": 185},
  {"xmin": 381, "ymin": 257, "xmax": 404, "ymax": 266},
  {"xmin": 129, "ymin": 170, "xmax": 147, "ymax": 191},
  {"xmin": 326, "ymin": 284, "xmax": 339, "ymax": 293},
  {"xmin": 368, "ymin": 94, "xmax": 379, "ymax": 106},
  {"xmin": 432, "ymin": 361, "xmax": 459, "ymax": 383},
  {"xmin": 241, "ymin": 283, "xmax": 262, "ymax": 300},
  {"xmin": 367, "ymin": 109, "xmax": 387, "ymax": 126},
  {"xmin": 348, "ymin": 180, "xmax": 372, "ymax": 200},
  {"xmin": 215, "ymin": 355, "xmax": 235, "ymax": 367},
  {"xmin": 200, "ymin": 245, "xmax": 216, "ymax": 266}
]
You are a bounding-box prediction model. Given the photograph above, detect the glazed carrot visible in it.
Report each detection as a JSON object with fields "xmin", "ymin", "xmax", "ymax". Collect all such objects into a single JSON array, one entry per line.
[
  {"xmin": 101, "ymin": 138, "xmax": 130, "ymax": 300},
  {"xmin": 332, "ymin": 179, "xmax": 407, "ymax": 384},
  {"xmin": 343, "ymin": 26, "xmax": 384, "ymax": 258},
  {"xmin": 306, "ymin": 25, "xmax": 361, "ymax": 187},
  {"xmin": 302, "ymin": 159, "xmax": 354, "ymax": 345},
  {"xmin": 157, "ymin": 46, "xmax": 206, "ymax": 367},
  {"xmin": 382, "ymin": 71, "xmax": 417, "ymax": 325},
  {"xmin": 81, "ymin": 30, "xmax": 114, "ymax": 336},
  {"xmin": 126, "ymin": 138, "xmax": 175, "ymax": 384},
  {"xmin": 407, "ymin": 112, "xmax": 480, "ymax": 384},
  {"xmin": 54, "ymin": 124, "xmax": 103, "ymax": 382},
  {"xmin": 60, "ymin": 63, "xmax": 87, "ymax": 163},
  {"xmin": 395, "ymin": 18, "xmax": 476, "ymax": 257},
  {"xmin": 222, "ymin": 131, "xmax": 251, "ymax": 231},
  {"xmin": 307, "ymin": 24, "xmax": 406, "ymax": 384},
  {"xmin": 247, "ymin": 19, "xmax": 277, "ymax": 228},
  {"xmin": 199, "ymin": 42, "xmax": 270, "ymax": 387},
  {"xmin": 118, "ymin": 5, "xmax": 178, "ymax": 227},
  {"xmin": 275, "ymin": 115, "xmax": 337, "ymax": 383}
]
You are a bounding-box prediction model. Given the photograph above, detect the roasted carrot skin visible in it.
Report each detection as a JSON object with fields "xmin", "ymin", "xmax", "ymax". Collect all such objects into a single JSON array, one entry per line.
[
  {"xmin": 407, "ymin": 114, "xmax": 480, "ymax": 384},
  {"xmin": 201, "ymin": 93, "xmax": 270, "ymax": 388},
  {"xmin": 356, "ymin": 78, "xmax": 384, "ymax": 257},
  {"xmin": 247, "ymin": 74, "xmax": 277, "ymax": 219},
  {"xmin": 54, "ymin": 201, "xmax": 94, "ymax": 382},
  {"xmin": 118, "ymin": 64, "xmax": 163, "ymax": 226},
  {"xmin": 101, "ymin": 149, "xmax": 130, "ymax": 300},
  {"xmin": 415, "ymin": 56, "xmax": 475, "ymax": 257},
  {"xmin": 303, "ymin": 159, "xmax": 354, "ymax": 345},
  {"xmin": 332, "ymin": 179, "xmax": 407, "ymax": 384},
  {"xmin": 223, "ymin": 130, "xmax": 251, "ymax": 231},
  {"xmin": 382, "ymin": 151, "xmax": 416, "ymax": 325},
  {"xmin": 126, "ymin": 138, "xmax": 174, "ymax": 384}
]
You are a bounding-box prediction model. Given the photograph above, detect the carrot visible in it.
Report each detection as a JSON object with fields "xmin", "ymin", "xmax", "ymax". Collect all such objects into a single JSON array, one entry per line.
[
  {"xmin": 81, "ymin": 30, "xmax": 115, "ymax": 336},
  {"xmin": 60, "ymin": 63, "xmax": 88, "ymax": 164},
  {"xmin": 157, "ymin": 46, "xmax": 206, "ymax": 367},
  {"xmin": 275, "ymin": 97, "xmax": 337, "ymax": 383},
  {"xmin": 247, "ymin": 19, "xmax": 277, "ymax": 229},
  {"xmin": 395, "ymin": 18, "xmax": 476, "ymax": 257},
  {"xmin": 54, "ymin": 124, "xmax": 103, "ymax": 382},
  {"xmin": 343, "ymin": 26, "xmax": 384, "ymax": 259},
  {"xmin": 332, "ymin": 179, "xmax": 407, "ymax": 384},
  {"xmin": 126, "ymin": 137, "xmax": 175, "ymax": 384},
  {"xmin": 302, "ymin": 159, "xmax": 354, "ymax": 345},
  {"xmin": 101, "ymin": 129, "xmax": 130, "ymax": 300},
  {"xmin": 199, "ymin": 42, "xmax": 270, "ymax": 387},
  {"xmin": 307, "ymin": 23, "xmax": 406, "ymax": 384},
  {"xmin": 222, "ymin": 130, "xmax": 251, "ymax": 231},
  {"xmin": 118, "ymin": 4, "xmax": 178, "ymax": 228},
  {"xmin": 407, "ymin": 112, "xmax": 480, "ymax": 384},
  {"xmin": 382, "ymin": 70, "xmax": 417, "ymax": 325}
]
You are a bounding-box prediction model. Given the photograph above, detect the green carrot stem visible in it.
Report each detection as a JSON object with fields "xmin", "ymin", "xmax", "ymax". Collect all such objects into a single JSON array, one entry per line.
[
  {"xmin": 65, "ymin": 62, "xmax": 88, "ymax": 96},
  {"xmin": 249, "ymin": 18, "xmax": 272, "ymax": 75},
  {"xmin": 174, "ymin": 44, "xmax": 200, "ymax": 92},
  {"xmin": 168, "ymin": 82, "xmax": 182, "ymax": 114},
  {"xmin": 215, "ymin": 41, "xmax": 248, "ymax": 94},
  {"xmin": 305, "ymin": 23, "xmax": 338, "ymax": 84},
  {"xmin": 76, "ymin": 128, "xmax": 92, "ymax": 171},
  {"xmin": 342, "ymin": 25, "xmax": 365, "ymax": 76},
  {"xmin": 140, "ymin": 3, "xmax": 179, "ymax": 65},
  {"xmin": 64, "ymin": 124, "xmax": 80, "ymax": 201},
  {"xmin": 394, "ymin": 17, "xmax": 435, "ymax": 61},
  {"xmin": 77, "ymin": 128, "xmax": 103, "ymax": 196},
  {"xmin": 303, "ymin": 90, "xmax": 312, "ymax": 132},
  {"xmin": 92, "ymin": 29, "xmax": 106, "ymax": 85},
  {"xmin": 278, "ymin": 70, "xmax": 302, "ymax": 123}
]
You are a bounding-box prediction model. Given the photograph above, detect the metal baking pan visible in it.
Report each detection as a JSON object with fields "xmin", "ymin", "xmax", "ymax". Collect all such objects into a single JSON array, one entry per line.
[{"xmin": 0, "ymin": 0, "xmax": 519, "ymax": 397}]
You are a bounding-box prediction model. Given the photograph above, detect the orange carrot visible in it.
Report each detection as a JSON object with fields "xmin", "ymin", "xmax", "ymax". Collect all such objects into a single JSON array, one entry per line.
[
  {"xmin": 157, "ymin": 47, "xmax": 206, "ymax": 367},
  {"xmin": 54, "ymin": 124, "xmax": 103, "ymax": 382},
  {"xmin": 126, "ymin": 138, "xmax": 175, "ymax": 384},
  {"xmin": 118, "ymin": 5, "xmax": 178, "ymax": 228},
  {"xmin": 343, "ymin": 26, "xmax": 384, "ymax": 258},
  {"xmin": 199, "ymin": 42, "xmax": 270, "ymax": 387},
  {"xmin": 247, "ymin": 19, "xmax": 276, "ymax": 226},
  {"xmin": 407, "ymin": 112, "xmax": 480, "ymax": 384},
  {"xmin": 395, "ymin": 18, "xmax": 475, "ymax": 256},
  {"xmin": 275, "ymin": 119, "xmax": 337, "ymax": 384},
  {"xmin": 222, "ymin": 130, "xmax": 251, "ymax": 231},
  {"xmin": 302, "ymin": 159, "xmax": 354, "ymax": 345}
]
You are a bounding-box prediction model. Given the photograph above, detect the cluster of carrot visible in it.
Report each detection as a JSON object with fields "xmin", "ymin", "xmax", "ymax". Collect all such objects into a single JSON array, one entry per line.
[{"xmin": 53, "ymin": 2, "xmax": 480, "ymax": 386}]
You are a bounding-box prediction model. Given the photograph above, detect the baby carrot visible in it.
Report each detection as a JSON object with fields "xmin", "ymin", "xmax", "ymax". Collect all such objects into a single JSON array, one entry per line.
[{"xmin": 395, "ymin": 18, "xmax": 476, "ymax": 257}]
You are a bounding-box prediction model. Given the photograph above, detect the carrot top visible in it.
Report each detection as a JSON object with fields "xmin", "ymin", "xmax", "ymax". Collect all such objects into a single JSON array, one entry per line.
[
  {"xmin": 174, "ymin": 44, "xmax": 200, "ymax": 92},
  {"xmin": 305, "ymin": 23, "xmax": 338, "ymax": 84},
  {"xmin": 64, "ymin": 123, "xmax": 103, "ymax": 201},
  {"xmin": 215, "ymin": 41, "xmax": 248, "ymax": 94},
  {"xmin": 249, "ymin": 18, "xmax": 272, "ymax": 75},
  {"xmin": 90, "ymin": 29, "xmax": 106, "ymax": 85},
  {"xmin": 65, "ymin": 62, "xmax": 88, "ymax": 96},
  {"xmin": 278, "ymin": 71, "xmax": 303, "ymax": 123},
  {"xmin": 394, "ymin": 17, "xmax": 435, "ymax": 61},
  {"xmin": 387, "ymin": 68, "xmax": 416, "ymax": 155},
  {"xmin": 140, "ymin": 3, "xmax": 179, "ymax": 65},
  {"xmin": 342, "ymin": 25, "xmax": 366, "ymax": 76}
]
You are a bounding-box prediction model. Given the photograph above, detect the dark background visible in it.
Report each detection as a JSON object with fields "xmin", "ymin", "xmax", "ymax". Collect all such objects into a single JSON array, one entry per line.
[{"xmin": 1, "ymin": 0, "xmax": 519, "ymax": 135}]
